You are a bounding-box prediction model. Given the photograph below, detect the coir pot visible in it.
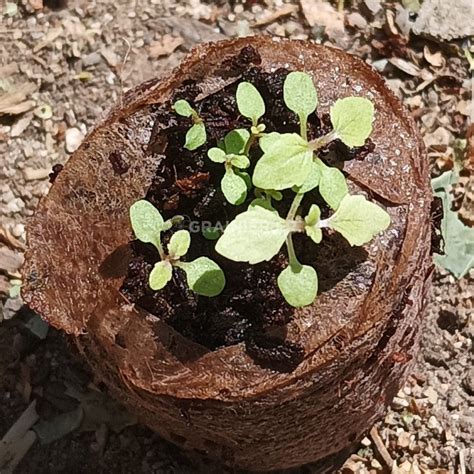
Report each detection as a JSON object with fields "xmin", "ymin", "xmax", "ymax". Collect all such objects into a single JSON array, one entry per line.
[{"xmin": 22, "ymin": 37, "xmax": 432, "ymax": 472}]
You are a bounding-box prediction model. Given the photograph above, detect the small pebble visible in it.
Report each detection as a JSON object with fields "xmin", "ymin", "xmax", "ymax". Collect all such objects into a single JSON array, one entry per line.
[{"xmin": 65, "ymin": 127, "xmax": 84, "ymax": 153}]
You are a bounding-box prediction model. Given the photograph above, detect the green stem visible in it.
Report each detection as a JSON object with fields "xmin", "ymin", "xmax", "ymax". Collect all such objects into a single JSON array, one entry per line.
[
  {"xmin": 287, "ymin": 192, "xmax": 305, "ymax": 221},
  {"xmin": 286, "ymin": 235, "xmax": 300, "ymax": 269},
  {"xmin": 299, "ymin": 114, "xmax": 308, "ymax": 140},
  {"xmin": 155, "ymin": 241, "xmax": 166, "ymax": 261},
  {"xmin": 309, "ymin": 130, "xmax": 337, "ymax": 151},
  {"xmin": 244, "ymin": 133, "xmax": 256, "ymax": 156}
]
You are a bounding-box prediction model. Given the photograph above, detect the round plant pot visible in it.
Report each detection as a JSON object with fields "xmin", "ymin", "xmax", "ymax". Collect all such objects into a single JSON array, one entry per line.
[{"xmin": 23, "ymin": 37, "xmax": 432, "ymax": 472}]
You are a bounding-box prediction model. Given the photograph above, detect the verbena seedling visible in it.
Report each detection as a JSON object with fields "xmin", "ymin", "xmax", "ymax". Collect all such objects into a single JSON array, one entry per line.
[
  {"xmin": 207, "ymin": 129, "xmax": 251, "ymax": 205},
  {"xmin": 130, "ymin": 70, "xmax": 390, "ymax": 311},
  {"xmin": 173, "ymin": 99, "xmax": 207, "ymax": 151},
  {"xmin": 130, "ymin": 200, "xmax": 225, "ymax": 297},
  {"xmin": 216, "ymin": 71, "xmax": 390, "ymax": 307}
]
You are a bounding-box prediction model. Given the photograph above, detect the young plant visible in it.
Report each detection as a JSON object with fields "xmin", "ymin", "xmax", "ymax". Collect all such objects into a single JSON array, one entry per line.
[
  {"xmin": 130, "ymin": 200, "xmax": 225, "ymax": 297},
  {"xmin": 173, "ymin": 99, "xmax": 207, "ymax": 151},
  {"xmin": 207, "ymin": 129, "xmax": 251, "ymax": 205},
  {"xmin": 216, "ymin": 72, "xmax": 390, "ymax": 308}
]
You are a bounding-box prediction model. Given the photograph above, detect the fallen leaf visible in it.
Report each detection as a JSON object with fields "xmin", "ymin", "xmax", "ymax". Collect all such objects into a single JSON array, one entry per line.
[
  {"xmin": 148, "ymin": 34, "xmax": 184, "ymax": 59},
  {"xmin": 300, "ymin": 0, "xmax": 345, "ymax": 40},
  {"xmin": 388, "ymin": 57, "xmax": 421, "ymax": 76},
  {"xmin": 424, "ymin": 45, "xmax": 445, "ymax": 68},
  {"xmin": 33, "ymin": 407, "xmax": 83, "ymax": 445},
  {"xmin": 0, "ymin": 83, "xmax": 36, "ymax": 115},
  {"xmin": 252, "ymin": 4, "xmax": 298, "ymax": 27}
]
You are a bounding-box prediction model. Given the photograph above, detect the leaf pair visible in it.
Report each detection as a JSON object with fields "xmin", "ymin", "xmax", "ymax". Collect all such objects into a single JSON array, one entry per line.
[
  {"xmin": 173, "ymin": 99, "xmax": 207, "ymax": 150},
  {"xmin": 208, "ymin": 129, "xmax": 251, "ymax": 205},
  {"xmin": 130, "ymin": 200, "xmax": 225, "ymax": 297}
]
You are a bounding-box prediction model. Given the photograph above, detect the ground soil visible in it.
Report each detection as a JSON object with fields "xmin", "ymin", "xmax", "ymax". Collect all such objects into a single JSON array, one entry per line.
[{"xmin": 1, "ymin": 0, "xmax": 472, "ymax": 473}]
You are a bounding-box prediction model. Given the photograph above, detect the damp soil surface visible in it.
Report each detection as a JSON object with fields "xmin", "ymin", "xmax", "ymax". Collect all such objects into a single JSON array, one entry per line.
[{"xmin": 120, "ymin": 46, "xmax": 373, "ymax": 371}]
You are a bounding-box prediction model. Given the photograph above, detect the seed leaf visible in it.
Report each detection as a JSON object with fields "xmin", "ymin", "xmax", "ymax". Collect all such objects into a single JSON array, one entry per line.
[
  {"xmin": 173, "ymin": 99, "xmax": 194, "ymax": 117},
  {"xmin": 185, "ymin": 122, "xmax": 206, "ymax": 150},
  {"xmin": 283, "ymin": 72, "xmax": 318, "ymax": 120},
  {"xmin": 130, "ymin": 200, "xmax": 164, "ymax": 249},
  {"xmin": 229, "ymin": 154, "xmax": 250, "ymax": 169},
  {"xmin": 259, "ymin": 132, "xmax": 281, "ymax": 153},
  {"xmin": 236, "ymin": 82, "xmax": 265, "ymax": 124},
  {"xmin": 317, "ymin": 160, "xmax": 348, "ymax": 210},
  {"xmin": 293, "ymin": 160, "xmax": 321, "ymax": 193},
  {"xmin": 327, "ymin": 194, "xmax": 391, "ymax": 246},
  {"xmin": 168, "ymin": 230, "xmax": 191, "ymax": 258},
  {"xmin": 305, "ymin": 204, "xmax": 321, "ymax": 227},
  {"xmin": 222, "ymin": 169, "xmax": 248, "ymax": 205},
  {"xmin": 208, "ymin": 147, "xmax": 226, "ymax": 163},
  {"xmin": 224, "ymin": 129, "xmax": 250, "ymax": 155},
  {"xmin": 330, "ymin": 97, "xmax": 374, "ymax": 148},
  {"xmin": 216, "ymin": 206, "xmax": 290, "ymax": 264},
  {"xmin": 277, "ymin": 264, "xmax": 318, "ymax": 307},
  {"xmin": 179, "ymin": 257, "xmax": 225, "ymax": 297},
  {"xmin": 253, "ymin": 133, "xmax": 313, "ymax": 190},
  {"xmin": 149, "ymin": 261, "xmax": 173, "ymax": 290}
]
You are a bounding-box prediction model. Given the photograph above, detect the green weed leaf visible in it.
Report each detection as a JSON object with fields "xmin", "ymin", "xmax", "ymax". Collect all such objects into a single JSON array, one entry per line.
[
  {"xmin": 304, "ymin": 204, "xmax": 322, "ymax": 243},
  {"xmin": 130, "ymin": 200, "xmax": 164, "ymax": 249},
  {"xmin": 208, "ymin": 147, "xmax": 226, "ymax": 163},
  {"xmin": 317, "ymin": 160, "xmax": 348, "ymax": 210},
  {"xmin": 327, "ymin": 194, "xmax": 391, "ymax": 246},
  {"xmin": 330, "ymin": 97, "xmax": 374, "ymax": 148},
  {"xmin": 236, "ymin": 82, "xmax": 265, "ymax": 124},
  {"xmin": 224, "ymin": 129, "xmax": 250, "ymax": 155},
  {"xmin": 433, "ymin": 171, "xmax": 474, "ymax": 278},
  {"xmin": 168, "ymin": 230, "xmax": 191, "ymax": 258},
  {"xmin": 278, "ymin": 264, "xmax": 318, "ymax": 307},
  {"xmin": 185, "ymin": 122, "xmax": 206, "ymax": 150},
  {"xmin": 173, "ymin": 99, "xmax": 194, "ymax": 117},
  {"xmin": 179, "ymin": 257, "xmax": 225, "ymax": 297},
  {"xmin": 202, "ymin": 226, "xmax": 222, "ymax": 240},
  {"xmin": 236, "ymin": 170, "xmax": 252, "ymax": 189},
  {"xmin": 253, "ymin": 133, "xmax": 313, "ymax": 190},
  {"xmin": 222, "ymin": 169, "xmax": 248, "ymax": 205},
  {"xmin": 248, "ymin": 197, "xmax": 278, "ymax": 214},
  {"xmin": 283, "ymin": 72, "xmax": 318, "ymax": 120},
  {"xmin": 149, "ymin": 261, "xmax": 173, "ymax": 290},
  {"xmin": 305, "ymin": 204, "xmax": 321, "ymax": 226},
  {"xmin": 216, "ymin": 206, "xmax": 290, "ymax": 264}
]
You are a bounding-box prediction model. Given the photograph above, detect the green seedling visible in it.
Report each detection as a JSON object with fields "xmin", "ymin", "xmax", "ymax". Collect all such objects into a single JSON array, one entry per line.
[
  {"xmin": 130, "ymin": 200, "xmax": 225, "ymax": 297},
  {"xmin": 173, "ymin": 99, "xmax": 207, "ymax": 151},
  {"xmin": 216, "ymin": 72, "xmax": 390, "ymax": 307},
  {"xmin": 208, "ymin": 129, "xmax": 251, "ymax": 205}
]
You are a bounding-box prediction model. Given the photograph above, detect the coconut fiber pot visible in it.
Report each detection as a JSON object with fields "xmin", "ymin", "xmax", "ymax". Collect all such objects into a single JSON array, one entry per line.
[{"xmin": 23, "ymin": 37, "xmax": 432, "ymax": 472}]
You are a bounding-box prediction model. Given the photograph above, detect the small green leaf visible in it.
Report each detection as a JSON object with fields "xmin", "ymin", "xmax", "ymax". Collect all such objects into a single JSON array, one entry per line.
[
  {"xmin": 236, "ymin": 82, "xmax": 265, "ymax": 124},
  {"xmin": 216, "ymin": 207, "xmax": 290, "ymax": 264},
  {"xmin": 253, "ymin": 133, "xmax": 313, "ymax": 190},
  {"xmin": 277, "ymin": 264, "xmax": 318, "ymax": 308},
  {"xmin": 317, "ymin": 160, "xmax": 348, "ymax": 210},
  {"xmin": 292, "ymin": 160, "xmax": 321, "ymax": 194},
  {"xmin": 266, "ymin": 190, "xmax": 283, "ymax": 201},
  {"xmin": 236, "ymin": 170, "xmax": 252, "ymax": 189},
  {"xmin": 224, "ymin": 129, "xmax": 250, "ymax": 155},
  {"xmin": 173, "ymin": 99, "xmax": 194, "ymax": 117},
  {"xmin": 222, "ymin": 169, "xmax": 247, "ymax": 205},
  {"xmin": 283, "ymin": 72, "xmax": 318, "ymax": 120},
  {"xmin": 305, "ymin": 204, "xmax": 321, "ymax": 226},
  {"xmin": 229, "ymin": 154, "xmax": 250, "ymax": 169},
  {"xmin": 306, "ymin": 226, "xmax": 322, "ymax": 244},
  {"xmin": 327, "ymin": 194, "xmax": 391, "ymax": 246},
  {"xmin": 259, "ymin": 132, "xmax": 281, "ymax": 153},
  {"xmin": 130, "ymin": 200, "xmax": 164, "ymax": 249},
  {"xmin": 249, "ymin": 198, "xmax": 277, "ymax": 214},
  {"xmin": 149, "ymin": 261, "xmax": 173, "ymax": 290},
  {"xmin": 330, "ymin": 97, "xmax": 375, "ymax": 148},
  {"xmin": 179, "ymin": 257, "xmax": 225, "ymax": 297},
  {"xmin": 185, "ymin": 122, "xmax": 206, "ymax": 150},
  {"xmin": 208, "ymin": 147, "xmax": 226, "ymax": 163},
  {"xmin": 202, "ymin": 226, "xmax": 222, "ymax": 240},
  {"xmin": 168, "ymin": 230, "xmax": 191, "ymax": 258}
]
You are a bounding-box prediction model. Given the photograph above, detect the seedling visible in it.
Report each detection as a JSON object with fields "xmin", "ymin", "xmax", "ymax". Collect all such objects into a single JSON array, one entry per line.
[
  {"xmin": 173, "ymin": 99, "xmax": 207, "ymax": 151},
  {"xmin": 216, "ymin": 71, "xmax": 390, "ymax": 307},
  {"xmin": 208, "ymin": 129, "xmax": 251, "ymax": 205},
  {"xmin": 130, "ymin": 70, "xmax": 391, "ymax": 309},
  {"xmin": 129, "ymin": 200, "xmax": 225, "ymax": 297}
]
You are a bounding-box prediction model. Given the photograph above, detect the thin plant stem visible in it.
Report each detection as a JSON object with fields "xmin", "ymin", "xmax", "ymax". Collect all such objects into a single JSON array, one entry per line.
[
  {"xmin": 286, "ymin": 235, "xmax": 300, "ymax": 269},
  {"xmin": 299, "ymin": 114, "xmax": 307, "ymax": 140},
  {"xmin": 287, "ymin": 192, "xmax": 305, "ymax": 221},
  {"xmin": 244, "ymin": 133, "xmax": 256, "ymax": 156}
]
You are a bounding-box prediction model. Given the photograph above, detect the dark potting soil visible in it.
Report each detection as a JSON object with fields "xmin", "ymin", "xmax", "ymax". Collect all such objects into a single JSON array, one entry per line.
[{"xmin": 120, "ymin": 46, "xmax": 373, "ymax": 372}]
